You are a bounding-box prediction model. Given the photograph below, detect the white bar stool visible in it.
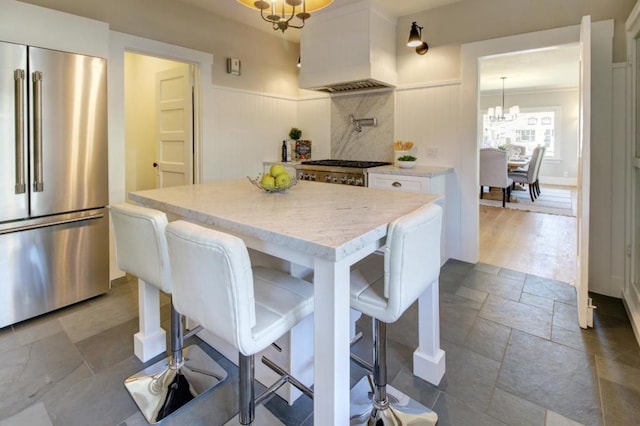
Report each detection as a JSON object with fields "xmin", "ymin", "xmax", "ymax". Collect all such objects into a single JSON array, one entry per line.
[
  {"xmin": 349, "ymin": 204, "xmax": 442, "ymax": 425},
  {"xmin": 165, "ymin": 220, "xmax": 315, "ymax": 425},
  {"xmin": 110, "ymin": 203, "xmax": 228, "ymax": 424}
]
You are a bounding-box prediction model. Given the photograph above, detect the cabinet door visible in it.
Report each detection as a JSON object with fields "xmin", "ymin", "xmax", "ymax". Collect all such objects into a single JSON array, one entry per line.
[
  {"xmin": 0, "ymin": 41, "xmax": 28, "ymax": 222},
  {"xmin": 29, "ymin": 47, "xmax": 108, "ymax": 216},
  {"xmin": 368, "ymin": 173, "xmax": 431, "ymax": 193}
]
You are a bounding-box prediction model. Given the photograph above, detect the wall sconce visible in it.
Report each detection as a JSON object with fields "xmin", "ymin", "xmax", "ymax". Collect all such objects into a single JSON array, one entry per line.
[{"xmin": 407, "ymin": 21, "xmax": 429, "ymax": 55}]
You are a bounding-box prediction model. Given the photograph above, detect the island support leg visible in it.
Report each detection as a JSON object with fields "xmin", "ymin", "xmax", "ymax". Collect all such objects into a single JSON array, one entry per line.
[
  {"xmin": 133, "ymin": 279, "xmax": 166, "ymax": 362},
  {"xmin": 413, "ymin": 280, "xmax": 446, "ymax": 385},
  {"xmin": 313, "ymin": 258, "xmax": 351, "ymax": 426}
]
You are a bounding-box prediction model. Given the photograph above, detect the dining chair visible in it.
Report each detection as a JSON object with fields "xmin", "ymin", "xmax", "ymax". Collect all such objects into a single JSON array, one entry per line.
[
  {"xmin": 349, "ymin": 204, "xmax": 441, "ymax": 425},
  {"xmin": 165, "ymin": 220, "xmax": 315, "ymax": 425},
  {"xmin": 110, "ymin": 203, "xmax": 228, "ymax": 424},
  {"xmin": 532, "ymin": 146, "xmax": 546, "ymax": 197},
  {"xmin": 479, "ymin": 148, "xmax": 513, "ymax": 207},
  {"xmin": 509, "ymin": 145, "xmax": 545, "ymax": 202}
]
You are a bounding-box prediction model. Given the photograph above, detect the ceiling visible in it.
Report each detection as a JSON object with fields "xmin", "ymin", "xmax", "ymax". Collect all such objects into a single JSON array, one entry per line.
[
  {"xmin": 173, "ymin": 0, "xmax": 579, "ymax": 92},
  {"xmin": 173, "ymin": 0, "xmax": 463, "ymax": 42},
  {"xmin": 480, "ymin": 46, "xmax": 581, "ymax": 93}
]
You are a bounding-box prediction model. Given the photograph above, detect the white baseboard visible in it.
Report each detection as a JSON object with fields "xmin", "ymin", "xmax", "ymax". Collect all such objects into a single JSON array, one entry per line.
[
  {"xmin": 622, "ymin": 284, "xmax": 640, "ymax": 349},
  {"xmin": 539, "ymin": 176, "xmax": 577, "ymax": 186}
]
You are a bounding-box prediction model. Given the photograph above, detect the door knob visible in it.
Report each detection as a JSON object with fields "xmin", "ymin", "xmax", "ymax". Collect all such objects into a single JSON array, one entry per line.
[{"xmin": 153, "ymin": 162, "xmax": 158, "ymax": 168}]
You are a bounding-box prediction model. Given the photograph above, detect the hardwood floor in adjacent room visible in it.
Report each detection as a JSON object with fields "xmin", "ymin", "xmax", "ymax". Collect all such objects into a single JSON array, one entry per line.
[{"xmin": 479, "ymin": 204, "xmax": 577, "ymax": 284}]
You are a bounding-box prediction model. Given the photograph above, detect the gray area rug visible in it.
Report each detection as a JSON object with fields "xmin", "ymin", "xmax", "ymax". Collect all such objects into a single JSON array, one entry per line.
[{"xmin": 479, "ymin": 186, "xmax": 575, "ymax": 216}]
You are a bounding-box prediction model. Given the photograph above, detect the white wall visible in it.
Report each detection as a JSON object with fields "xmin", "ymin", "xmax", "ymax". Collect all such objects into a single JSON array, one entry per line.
[
  {"xmin": 207, "ymin": 86, "xmax": 298, "ymax": 181},
  {"xmin": 0, "ymin": 0, "xmax": 108, "ymax": 58},
  {"xmin": 395, "ymin": 83, "xmax": 461, "ymax": 262},
  {"xmin": 297, "ymin": 96, "xmax": 332, "ymax": 161},
  {"xmin": 18, "ymin": 0, "xmax": 302, "ymax": 98}
]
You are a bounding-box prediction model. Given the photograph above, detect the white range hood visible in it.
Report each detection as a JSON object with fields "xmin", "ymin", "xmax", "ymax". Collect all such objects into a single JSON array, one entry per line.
[{"xmin": 299, "ymin": 0, "xmax": 397, "ymax": 93}]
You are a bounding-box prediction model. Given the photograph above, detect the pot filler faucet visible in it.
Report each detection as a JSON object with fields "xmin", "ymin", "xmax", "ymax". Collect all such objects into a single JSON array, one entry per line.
[{"xmin": 350, "ymin": 114, "xmax": 377, "ymax": 133}]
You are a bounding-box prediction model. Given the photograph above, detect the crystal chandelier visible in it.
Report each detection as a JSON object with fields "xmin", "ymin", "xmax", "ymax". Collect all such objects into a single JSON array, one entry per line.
[
  {"xmin": 237, "ymin": 0, "xmax": 334, "ymax": 33},
  {"xmin": 488, "ymin": 77, "xmax": 520, "ymax": 122}
]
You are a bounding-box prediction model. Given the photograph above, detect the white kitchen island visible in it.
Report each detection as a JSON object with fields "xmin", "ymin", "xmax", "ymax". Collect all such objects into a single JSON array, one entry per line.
[{"xmin": 129, "ymin": 179, "xmax": 444, "ymax": 425}]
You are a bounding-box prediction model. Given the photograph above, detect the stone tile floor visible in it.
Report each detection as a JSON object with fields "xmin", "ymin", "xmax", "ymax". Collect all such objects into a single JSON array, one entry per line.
[{"xmin": 0, "ymin": 260, "xmax": 639, "ymax": 426}]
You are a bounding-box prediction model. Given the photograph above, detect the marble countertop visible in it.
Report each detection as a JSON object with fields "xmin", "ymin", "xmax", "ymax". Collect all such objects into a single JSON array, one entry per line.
[
  {"xmin": 263, "ymin": 160, "xmax": 302, "ymax": 166},
  {"xmin": 367, "ymin": 165, "xmax": 454, "ymax": 177},
  {"xmin": 130, "ymin": 179, "xmax": 440, "ymax": 262}
]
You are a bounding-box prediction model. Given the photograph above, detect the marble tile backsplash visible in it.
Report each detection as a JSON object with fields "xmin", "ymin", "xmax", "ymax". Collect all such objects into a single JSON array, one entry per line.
[{"xmin": 330, "ymin": 91, "xmax": 394, "ymax": 162}]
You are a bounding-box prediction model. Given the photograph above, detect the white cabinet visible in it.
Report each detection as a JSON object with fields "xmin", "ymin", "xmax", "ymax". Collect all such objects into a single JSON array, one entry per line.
[
  {"xmin": 299, "ymin": 1, "xmax": 397, "ymax": 91},
  {"xmin": 368, "ymin": 167, "xmax": 451, "ymax": 263},
  {"xmin": 367, "ymin": 173, "xmax": 445, "ymax": 195}
]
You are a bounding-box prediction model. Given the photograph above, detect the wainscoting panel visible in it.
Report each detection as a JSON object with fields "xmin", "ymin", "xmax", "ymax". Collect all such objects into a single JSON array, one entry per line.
[
  {"xmin": 395, "ymin": 83, "xmax": 461, "ymax": 261},
  {"xmin": 207, "ymin": 87, "xmax": 298, "ymax": 181},
  {"xmin": 297, "ymin": 97, "xmax": 331, "ymax": 161}
]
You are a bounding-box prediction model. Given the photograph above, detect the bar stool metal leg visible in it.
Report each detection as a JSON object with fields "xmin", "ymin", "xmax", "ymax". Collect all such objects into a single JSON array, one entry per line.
[
  {"xmin": 239, "ymin": 354, "xmax": 255, "ymax": 425},
  {"xmin": 124, "ymin": 304, "xmax": 228, "ymax": 424},
  {"xmin": 365, "ymin": 319, "xmax": 438, "ymax": 426}
]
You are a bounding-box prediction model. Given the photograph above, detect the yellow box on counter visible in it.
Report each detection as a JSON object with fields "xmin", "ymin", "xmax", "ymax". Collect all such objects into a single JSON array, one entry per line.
[{"xmin": 295, "ymin": 140, "xmax": 312, "ymax": 160}]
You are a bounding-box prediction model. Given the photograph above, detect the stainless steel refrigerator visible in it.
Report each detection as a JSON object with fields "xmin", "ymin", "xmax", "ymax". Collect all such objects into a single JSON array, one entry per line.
[{"xmin": 0, "ymin": 41, "xmax": 109, "ymax": 328}]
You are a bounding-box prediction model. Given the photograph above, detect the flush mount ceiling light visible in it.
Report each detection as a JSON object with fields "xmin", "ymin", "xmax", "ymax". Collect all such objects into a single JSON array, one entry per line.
[
  {"xmin": 237, "ymin": 0, "xmax": 334, "ymax": 33},
  {"xmin": 407, "ymin": 21, "xmax": 429, "ymax": 55},
  {"xmin": 488, "ymin": 77, "xmax": 520, "ymax": 122}
]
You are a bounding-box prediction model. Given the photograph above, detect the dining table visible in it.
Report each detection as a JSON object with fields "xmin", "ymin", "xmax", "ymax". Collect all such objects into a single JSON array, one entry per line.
[
  {"xmin": 507, "ymin": 156, "xmax": 530, "ymax": 172},
  {"xmin": 128, "ymin": 178, "xmax": 444, "ymax": 425}
]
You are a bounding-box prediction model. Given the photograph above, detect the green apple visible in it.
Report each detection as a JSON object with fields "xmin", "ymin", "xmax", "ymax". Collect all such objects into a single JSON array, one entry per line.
[
  {"xmin": 270, "ymin": 164, "xmax": 286, "ymax": 177},
  {"xmin": 261, "ymin": 174, "xmax": 276, "ymax": 190},
  {"xmin": 275, "ymin": 172, "xmax": 291, "ymax": 189}
]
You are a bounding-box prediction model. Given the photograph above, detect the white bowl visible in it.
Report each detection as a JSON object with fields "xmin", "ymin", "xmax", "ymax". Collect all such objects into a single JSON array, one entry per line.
[{"xmin": 397, "ymin": 160, "xmax": 416, "ymax": 169}]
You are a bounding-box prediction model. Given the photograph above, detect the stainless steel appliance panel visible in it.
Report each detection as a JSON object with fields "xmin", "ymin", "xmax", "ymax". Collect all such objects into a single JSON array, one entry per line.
[
  {"xmin": 0, "ymin": 41, "xmax": 28, "ymax": 222},
  {"xmin": 28, "ymin": 47, "xmax": 108, "ymax": 217},
  {"xmin": 0, "ymin": 208, "xmax": 109, "ymax": 328}
]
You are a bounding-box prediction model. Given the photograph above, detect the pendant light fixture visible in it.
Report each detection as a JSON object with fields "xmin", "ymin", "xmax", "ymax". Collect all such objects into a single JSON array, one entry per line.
[
  {"xmin": 407, "ymin": 21, "xmax": 429, "ymax": 55},
  {"xmin": 237, "ymin": 0, "xmax": 334, "ymax": 33},
  {"xmin": 488, "ymin": 77, "xmax": 520, "ymax": 122}
]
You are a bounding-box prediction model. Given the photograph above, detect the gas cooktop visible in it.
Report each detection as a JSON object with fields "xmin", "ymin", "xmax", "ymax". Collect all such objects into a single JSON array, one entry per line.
[{"xmin": 300, "ymin": 159, "xmax": 391, "ymax": 168}]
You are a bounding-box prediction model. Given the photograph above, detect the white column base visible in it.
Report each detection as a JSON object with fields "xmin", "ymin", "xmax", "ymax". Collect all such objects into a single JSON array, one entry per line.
[
  {"xmin": 413, "ymin": 348, "xmax": 445, "ymax": 386},
  {"xmin": 414, "ymin": 280, "xmax": 445, "ymax": 386},
  {"xmin": 134, "ymin": 329, "xmax": 167, "ymax": 362},
  {"xmin": 134, "ymin": 279, "xmax": 166, "ymax": 362}
]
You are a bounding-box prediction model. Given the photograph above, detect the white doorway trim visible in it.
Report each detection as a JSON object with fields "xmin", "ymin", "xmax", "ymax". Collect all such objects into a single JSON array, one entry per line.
[
  {"xmin": 624, "ymin": 1, "xmax": 640, "ymax": 347},
  {"xmin": 107, "ymin": 31, "xmax": 213, "ymax": 280},
  {"xmin": 459, "ymin": 24, "xmax": 585, "ymax": 263},
  {"xmin": 108, "ymin": 30, "xmax": 213, "ymax": 205}
]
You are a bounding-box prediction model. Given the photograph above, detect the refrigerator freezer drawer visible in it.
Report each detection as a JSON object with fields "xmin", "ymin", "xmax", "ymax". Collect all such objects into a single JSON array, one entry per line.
[{"xmin": 0, "ymin": 208, "xmax": 109, "ymax": 328}]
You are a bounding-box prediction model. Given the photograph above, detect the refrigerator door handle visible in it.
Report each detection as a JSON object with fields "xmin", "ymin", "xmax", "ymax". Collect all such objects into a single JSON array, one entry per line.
[
  {"xmin": 0, "ymin": 210, "xmax": 104, "ymax": 235},
  {"xmin": 32, "ymin": 70, "xmax": 44, "ymax": 192},
  {"xmin": 14, "ymin": 69, "xmax": 26, "ymax": 194}
]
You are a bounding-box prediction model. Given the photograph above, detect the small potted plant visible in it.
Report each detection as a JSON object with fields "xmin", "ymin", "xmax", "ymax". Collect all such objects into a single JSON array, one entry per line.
[
  {"xmin": 397, "ymin": 155, "xmax": 417, "ymax": 169},
  {"xmin": 289, "ymin": 127, "xmax": 302, "ymax": 141}
]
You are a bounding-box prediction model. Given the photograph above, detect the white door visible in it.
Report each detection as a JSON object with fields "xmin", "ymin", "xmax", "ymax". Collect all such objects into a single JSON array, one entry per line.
[
  {"xmin": 155, "ymin": 66, "xmax": 193, "ymax": 188},
  {"xmin": 629, "ymin": 6, "xmax": 640, "ymax": 339},
  {"xmin": 576, "ymin": 15, "xmax": 593, "ymax": 328}
]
